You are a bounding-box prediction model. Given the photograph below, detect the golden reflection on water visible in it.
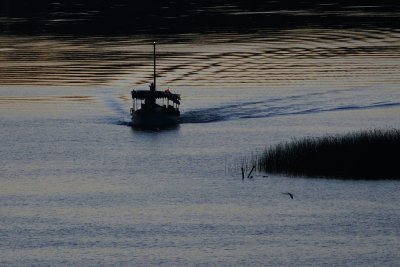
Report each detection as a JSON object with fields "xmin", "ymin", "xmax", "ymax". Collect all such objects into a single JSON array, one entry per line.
[{"xmin": 0, "ymin": 28, "xmax": 399, "ymax": 87}]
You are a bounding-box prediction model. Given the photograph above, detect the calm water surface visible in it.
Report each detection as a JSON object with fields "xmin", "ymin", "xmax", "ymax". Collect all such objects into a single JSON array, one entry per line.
[{"xmin": 1, "ymin": 7, "xmax": 400, "ymax": 266}]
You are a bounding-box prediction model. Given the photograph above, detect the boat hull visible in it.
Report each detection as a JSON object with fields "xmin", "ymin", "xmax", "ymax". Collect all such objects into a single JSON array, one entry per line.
[{"xmin": 131, "ymin": 111, "xmax": 180, "ymax": 126}]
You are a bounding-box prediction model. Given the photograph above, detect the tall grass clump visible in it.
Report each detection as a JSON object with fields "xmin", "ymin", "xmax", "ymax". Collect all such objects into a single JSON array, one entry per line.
[{"xmin": 258, "ymin": 129, "xmax": 400, "ymax": 179}]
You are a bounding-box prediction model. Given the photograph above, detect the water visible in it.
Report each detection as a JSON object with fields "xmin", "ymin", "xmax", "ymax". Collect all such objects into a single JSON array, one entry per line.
[{"xmin": 1, "ymin": 2, "xmax": 400, "ymax": 266}]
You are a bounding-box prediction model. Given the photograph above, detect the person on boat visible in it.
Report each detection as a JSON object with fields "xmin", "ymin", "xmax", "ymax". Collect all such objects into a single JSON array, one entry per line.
[
  {"xmin": 149, "ymin": 82, "xmax": 155, "ymax": 91},
  {"xmin": 165, "ymin": 87, "xmax": 171, "ymax": 94}
]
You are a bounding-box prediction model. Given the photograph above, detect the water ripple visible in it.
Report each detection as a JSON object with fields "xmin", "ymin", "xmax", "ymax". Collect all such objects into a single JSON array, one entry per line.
[{"xmin": 0, "ymin": 28, "xmax": 399, "ymax": 87}]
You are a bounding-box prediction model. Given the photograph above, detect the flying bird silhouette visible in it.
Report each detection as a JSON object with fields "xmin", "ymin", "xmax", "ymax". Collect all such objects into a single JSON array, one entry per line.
[{"xmin": 282, "ymin": 192, "xmax": 294, "ymax": 199}]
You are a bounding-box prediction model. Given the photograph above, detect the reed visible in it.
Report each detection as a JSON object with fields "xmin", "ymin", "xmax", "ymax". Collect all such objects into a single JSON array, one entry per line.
[{"xmin": 257, "ymin": 129, "xmax": 400, "ymax": 179}]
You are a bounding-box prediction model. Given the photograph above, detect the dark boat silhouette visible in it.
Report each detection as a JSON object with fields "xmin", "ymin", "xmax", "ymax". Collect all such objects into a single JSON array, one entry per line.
[{"xmin": 130, "ymin": 42, "xmax": 181, "ymax": 126}]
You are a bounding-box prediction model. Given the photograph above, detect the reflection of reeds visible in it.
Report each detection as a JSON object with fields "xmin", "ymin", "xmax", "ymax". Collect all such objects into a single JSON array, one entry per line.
[{"xmin": 257, "ymin": 129, "xmax": 400, "ymax": 179}]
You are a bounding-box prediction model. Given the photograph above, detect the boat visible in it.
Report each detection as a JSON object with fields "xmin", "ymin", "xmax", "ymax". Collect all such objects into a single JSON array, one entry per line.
[{"xmin": 130, "ymin": 42, "xmax": 181, "ymax": 126}]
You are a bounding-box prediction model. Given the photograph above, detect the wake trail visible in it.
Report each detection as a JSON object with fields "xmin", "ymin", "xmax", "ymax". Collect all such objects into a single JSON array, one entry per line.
[
  {"xmin": 100, "ymin": 87, "xmax": 400, "ymax": 125},
  {"xmin": 101, "ymin": 94, "xmax": 128, "ymax": 117},
  {"xmin": 98, "ymin": 90, "xmax": 132, "ymax": 125},
  {"xmin": 181, "ymin": 90, "xmax": 400, "ymax": 124}
]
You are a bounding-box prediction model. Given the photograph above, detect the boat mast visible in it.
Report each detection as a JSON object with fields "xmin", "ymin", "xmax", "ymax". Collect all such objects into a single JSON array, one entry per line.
[{"xmin": 153, "ymin": 42, "xmax": 156, "ymax": 91}]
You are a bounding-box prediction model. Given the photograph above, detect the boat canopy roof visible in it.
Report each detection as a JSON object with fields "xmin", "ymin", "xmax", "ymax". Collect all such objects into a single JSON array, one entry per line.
[{"xmin": 131, "ymin": 90, "xmax": 181, "ymax": 105}]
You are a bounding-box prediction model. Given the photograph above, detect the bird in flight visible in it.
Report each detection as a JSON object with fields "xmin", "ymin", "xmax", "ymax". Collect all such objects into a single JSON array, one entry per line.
[{"xmin": 282, "ymin": 192, "xmax": 294, "ymax": 199}]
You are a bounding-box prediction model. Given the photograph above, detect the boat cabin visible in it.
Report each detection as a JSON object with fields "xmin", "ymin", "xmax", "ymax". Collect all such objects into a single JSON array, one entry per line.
[{"xmin": 130, "ymin": 88, "xmax": 180, "ymax": 116}]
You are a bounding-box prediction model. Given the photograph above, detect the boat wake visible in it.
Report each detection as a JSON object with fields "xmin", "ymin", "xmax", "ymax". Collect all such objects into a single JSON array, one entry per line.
[
  {"xmin": 116, "ymin": 120, "xmax": 133, "ymax": 126},
  {"xmin": 100, "ymin": 90, "xmax": 128, "ymax": 117},
  {"xmin": 181, "ymin": 92, "xmax": 400, "ymax": 124},
  {"xmin": 102, "ymin": 87, "xmax": 399, "ymax": 126},
  {"xmin": 99, "ymin": 90, "xmax": 133, "ymax": 125}
]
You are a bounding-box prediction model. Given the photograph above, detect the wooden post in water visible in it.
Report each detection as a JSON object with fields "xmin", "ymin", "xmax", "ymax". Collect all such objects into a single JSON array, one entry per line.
[
  {"xmin": 247, "ymin": 165, "xmax": 255, "ymax": 178},
  {"xmin": 241, "ymin": 167, "xmax": 245, "ymax": 180}
]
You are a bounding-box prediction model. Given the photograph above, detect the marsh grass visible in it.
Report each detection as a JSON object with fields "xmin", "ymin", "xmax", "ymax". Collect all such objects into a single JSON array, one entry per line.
[{"xmin": 257, "ymin": 129, "xmax": 400, "ymax": 179}]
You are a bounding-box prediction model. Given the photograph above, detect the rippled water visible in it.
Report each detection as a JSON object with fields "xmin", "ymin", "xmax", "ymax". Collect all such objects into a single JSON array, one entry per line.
[
  {"xmin": 1, "ymin": 28, "xmax": 399, "ymax": 87},
  {"xmin": 1, "ymin": 3, "xmax": 400, "ymax": 266}
]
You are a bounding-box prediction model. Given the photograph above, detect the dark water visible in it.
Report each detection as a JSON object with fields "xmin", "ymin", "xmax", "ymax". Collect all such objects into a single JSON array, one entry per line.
[
  {"xmin": 1, "ymin": 0, "xmax": 400, "ymax": 34},
  {"xmin": 1, "ymin": 2, "xmax": 400, "ymax": 266}
]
